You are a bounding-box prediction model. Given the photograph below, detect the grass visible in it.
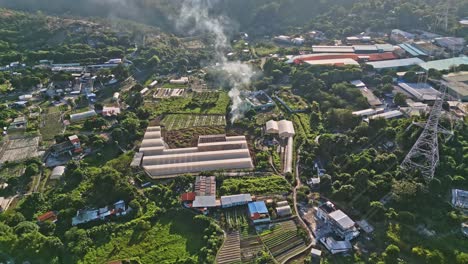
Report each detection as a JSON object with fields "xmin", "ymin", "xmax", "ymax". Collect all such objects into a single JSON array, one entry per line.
[
  {"xmin": 83, "ymin": 143, "xmax": 122, "ymax": 167},
  {"xmin": 146, "ymin": 91, "xmax": 230, "ymax": 116},
  {"xmin": 254, "ymin": 43, "xmax": 280, "ymax": 57},
  {"xmin": 0, "ymin": 163, "xmax": 25, "ymax": 181},
  {"xmin": 81, "ymin": 210, "xmax": 207, "ymax": 264},
  {"xmin": 40, "ymin": 111, "xmax": 63, "ymax": 142},
  {"xmin": 162, "ymin": 83, "xmax": 187, "ymax": 89},
  {"xmin": 219, "ymin": 175, "xmax": 291, "ymax": 196}
]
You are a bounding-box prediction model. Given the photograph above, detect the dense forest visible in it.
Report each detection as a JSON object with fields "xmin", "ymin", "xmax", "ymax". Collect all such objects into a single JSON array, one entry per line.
[{"xmin": 1, "ymin": 0, "xmax": 467, "ymax": 37}]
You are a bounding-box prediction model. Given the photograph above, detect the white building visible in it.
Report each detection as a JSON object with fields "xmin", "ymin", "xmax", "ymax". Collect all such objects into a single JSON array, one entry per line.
[
  {"xmin": 140, "ymin": 131, "xmax": 254, "ymax": 178},
  {"xmin": 50, "ymin": 166, "xmax": 66, "ymax": 180},
  {"xmin": 70, "ymin": 110, "xmax": 97, "ymax": 123}
]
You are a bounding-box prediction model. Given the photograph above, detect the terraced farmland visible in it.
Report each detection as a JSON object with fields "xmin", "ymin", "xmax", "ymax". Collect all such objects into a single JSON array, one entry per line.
[
  {"xmin": 161, "ymin": 114, "xmax": 226, "ymax": 130},
  {"xmin": 260, "ymin": 220, "xmax": 308, "ymax": 263},
  {"xmin": 216, "ymin": 231, "xmax": 241, "ymax": 264}
]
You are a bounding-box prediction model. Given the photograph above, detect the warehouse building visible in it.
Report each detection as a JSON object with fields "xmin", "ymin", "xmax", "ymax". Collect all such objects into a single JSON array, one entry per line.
[
  {"xmin": 397, "ymin": 82, "xmax": 441, "ymax": 101},
  {"xmin": 139, "ymin": 129, "xmax": 254, "ymax": 178},
  {"xmin": 442, "ymin": 72, "xmax": 468, "ymax": 101},
  {"xmin": 419, "ymin": 56, "xmax": 468, "ymax": 71},
  {"xmin": 352, "ymin": 108, "xmax": 385, "ymax": 117},
  {"xmin": 367, "ymin": 110, "xmax": 404, "ymax": 121},
  {"xmin": 366, "ymin": 58, "xmax": 424, "ymax": 71}
]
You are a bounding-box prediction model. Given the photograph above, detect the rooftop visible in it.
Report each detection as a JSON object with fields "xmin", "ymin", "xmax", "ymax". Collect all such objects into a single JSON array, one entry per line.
[
  {"xmin": 452, "ymin": 189, "xmax": 468, "ymax": 210},
  {"xmin": 193, "ymin": 195, "xmax": 217, "ymax": 208},
  {"xmin": 366, "ymin": 58, "xmax": 424, "ymax": 69},
  {"xmin": 419, "ymin": 56, "xmax": 468, "ymax": 71},
  {"xmin": 329, "ymin": 210, "xmax": 356, "ymax": 230},
  {"xmin": 248, "ymin": 201, "xmax": 269, "ymax": 214},
  {"xmin": 221, "ymin": 194, "xmax": 252, "ymax": 206}
]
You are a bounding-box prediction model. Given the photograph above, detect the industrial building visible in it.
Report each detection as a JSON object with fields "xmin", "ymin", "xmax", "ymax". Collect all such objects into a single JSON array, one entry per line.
[
  {"xmin": 434, "ymin": 37, "xmax": 466, "ymax": 52},
  {"xmin": 397, "ymin": 82, "xmax": 441, "ymax": 101},
  {"xmin": 352, "ymin": 108, "xmax": 385, "ymax": 117},
  {"xmin": 139, "ymin": 128, "xmax": 254, "ymax": 178},
  {"xmin": 442, "ymin": 72, "xmax": 468, "ymax": 101},
  {"xmin": 390, "ymin": 29, "xmax": 415, "ymax": 43},
  {"xmin": 419, "ymin": 56, "xmax": 468, "ymax": 71},
  {"xmin": 288, "ymin": 52, "xmax": 397, "ymax": 64},
  {"xmin": 311, "ymin": 44, "xmax": 395, "ymax": 54},
  {"xmin": 366, "ymin": 58, "xmax": 424, "ymax": 70},
  {"xmin": 304, "ymin": 58, "xmax": 359, "ymax": 67},
  {"xmin": 398, "ymin": 43, "xmax": 427, "ymax": 57}
]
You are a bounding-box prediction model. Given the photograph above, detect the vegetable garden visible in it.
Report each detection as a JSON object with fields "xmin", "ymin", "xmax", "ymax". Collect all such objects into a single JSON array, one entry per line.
[
  {"xmin": 259, "ymin": 220, "xmax": 308, "ymax": 263},
  {"xmin": 161, "ymin": 114, "xmax": 226, "ymax": 130}
]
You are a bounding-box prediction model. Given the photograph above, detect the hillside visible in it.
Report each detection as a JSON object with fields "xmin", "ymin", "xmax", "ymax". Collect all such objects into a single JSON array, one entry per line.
[{"xmin": 1, "ymin": 0, "xmax": 467, "ymax": 37}]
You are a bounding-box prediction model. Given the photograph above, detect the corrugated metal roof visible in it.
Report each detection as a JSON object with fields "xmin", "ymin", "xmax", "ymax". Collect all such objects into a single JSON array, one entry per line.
[
  {"xmin": 419, "ymin": 56, "xmax": 468, "ymax": 71},
  {"xmin": 366, "ymin": 58, "xmax": 424, "ymax": 69}
]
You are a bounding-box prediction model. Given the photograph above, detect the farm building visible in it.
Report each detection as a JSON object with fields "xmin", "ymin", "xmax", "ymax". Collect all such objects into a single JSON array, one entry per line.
[
  {"xmin": 9, "ymin": 116, "xmax": 27, "ymax": 130},
  {"xmin": 102, "ymin": 106, "xmax": 121, "ymax": 117},
  {"xmin": 265, "ymin": 120, "xmax": 295, "ymax": 138},
  {"xmin": 72, "ymin": 200, "xmax": 129, "ymax": 226},
  {"xmin": 37, "ymin": 211, "xmax": 58, "ymax": 223},
  {"xmin": 193, "ymin": 195, "xmax": 217, "ymax": 208},
  {"xmin": 70, "ymin": 110, "xmax": 97, "ymax": 123},
  {"xmin": 139, "ymin": 130, "xmax": 254, "ymax": 178},
  {"xmin": 195, "ymin": 176, "xmax": 216, "ymax": 196},
  {"xmin": 170, "ymin": 77, "xmax": 189, "ymax": 84},
  {"xmin": 276, "ymin": 201, "xmax": 289, "ymax": 207},
  {"xmin": 221, "ymin": 194, "xmax": 252, "ymax": 208},
  {"xmin": 397, "ymin": 82, "xmax": 441, "ymax": 101},
  {"xmin": 320, "ymin": 237, "xmax": 352, "ymax": 254},
  {"xmin": 368, "ymin": 110, "xmax": 404, "ymax": 121},
  {"xmin": 442, "ymin": 72, "xmax": 468, "ymax": 101},
  {"xmin": 248, "ymin": 201, "xmax": 270, "ymax": 224},
  {"xmin": 452, "ymin": 189, "xmax": 468, "ymax": 210},
  {"xmin": 276, "ymin": 205, "xmax": 292, "ymax": 217},
  {"xmin": 265, "ymin": 120, "xmax": 279, "ymax": 134},
  {"xmin": 50, "ymin": 166, "xmax": 66, "ymax": 180},
  {"xmin": 366, "ymin": 58, "xmax": 424, "ymax": 71},
  {"xmin": 352, "ymin": 108, "xmax": 385, "ymax": 117}
]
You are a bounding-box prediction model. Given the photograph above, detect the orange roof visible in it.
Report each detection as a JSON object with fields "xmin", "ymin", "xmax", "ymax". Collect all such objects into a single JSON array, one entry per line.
[
  {"xmin": 181, "ymin": 192, "xmax": 196, "ymax": 201},
  {"xmin": 37, "ymin": 211, "xmax": 57, "ymax": 222}
]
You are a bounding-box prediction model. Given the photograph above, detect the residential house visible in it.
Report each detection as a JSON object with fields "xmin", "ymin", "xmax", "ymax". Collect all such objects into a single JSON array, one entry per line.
[
  {"xmin": 316, "ymin": 201, "xmax": 360, "ymax": 241},
  {"xmin": 37, "ymin": 211, "xmax": 58, "ymax": 223}
]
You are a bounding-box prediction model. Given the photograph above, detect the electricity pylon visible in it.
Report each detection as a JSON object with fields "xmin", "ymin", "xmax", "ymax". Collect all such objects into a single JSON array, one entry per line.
[{"xmin": 400, "ymin": 84, "xmax": 450, "ymax": 182}]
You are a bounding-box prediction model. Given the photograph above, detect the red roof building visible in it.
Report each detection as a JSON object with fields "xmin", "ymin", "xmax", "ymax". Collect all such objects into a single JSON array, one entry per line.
[
  {"xmin": 181, "ymin": 192, "xmax": 196, "ymax": 202},
  {"xmin": 37, "ymin": 211, "xmax": 58, "ymax": 223},
  {"xmin": 294, "ymin": 52, "xmax": 398, "ymax": 65}
]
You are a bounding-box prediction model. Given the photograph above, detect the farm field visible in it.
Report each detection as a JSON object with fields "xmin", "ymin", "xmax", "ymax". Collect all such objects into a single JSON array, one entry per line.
[
  {"xmin": 259, "ymin": 220, "xmax": 308, "ymax": 263},
  {"xmin": 216, "ymin": 230, "xmax": 241, "ymax": 264},
  {"xmin": 147, "ymin": 91, "xmax": 230, "ymax": 116},
  {"xmin": 164, "ymin": 126, "xmax": 225, "ymax": 148},
  {"xmin": 219, "ymin": 175, "xmax": 291, "ymax": 196},
  {"xmin": 161, "ymin": 114, "xmax": 226, "ymax": 130},
  {"xmin": 82, "ymin": 210, "xmax": 208, "ymax": 263},
  {"xmin": 239, "ymin": 226, "xmax": 264, "ymax": 263}
]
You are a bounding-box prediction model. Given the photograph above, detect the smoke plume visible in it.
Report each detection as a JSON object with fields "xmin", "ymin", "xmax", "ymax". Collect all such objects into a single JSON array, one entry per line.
[{"xmin": 176, "ymin": 0, "xmax": 254, "ymax": 123}]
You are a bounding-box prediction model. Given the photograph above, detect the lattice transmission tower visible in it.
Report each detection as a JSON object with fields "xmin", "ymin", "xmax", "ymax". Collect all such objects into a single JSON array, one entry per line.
[{"xmin": 400, "ymin": 84, "xmax": 450, "ymax": 181}]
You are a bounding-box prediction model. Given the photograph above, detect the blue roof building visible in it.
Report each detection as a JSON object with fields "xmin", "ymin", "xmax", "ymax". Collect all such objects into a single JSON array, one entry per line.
[{"xmin": 248, "ymin": 201, "xmax": 270, "ymax": 224}]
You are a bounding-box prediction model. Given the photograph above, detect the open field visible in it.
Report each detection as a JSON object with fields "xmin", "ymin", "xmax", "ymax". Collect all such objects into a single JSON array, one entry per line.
[
  {"xmin": 146, "ymin": 91, "xmax": 230, "ymax": 116},
  {"xmin": 0, "ymin": 137, "xmax": 42, "ymax": 164},
  {"xmin": 82, "ymin": 210, "xmax": 207, "ymax": 263},
  {"xmin": 161, "ymin": 114, "xmax": 226, "ymax": 130},
  {"xmin": 259, "ymin": 220, "xmax": 307, "ymax": 263},
  {"xmin": 162, "ymin": 82, "xmax": 188, "ymax": 89},
  {"xmin": 40, "ymin": 111, "xmax": 63, "ymax": 142}
]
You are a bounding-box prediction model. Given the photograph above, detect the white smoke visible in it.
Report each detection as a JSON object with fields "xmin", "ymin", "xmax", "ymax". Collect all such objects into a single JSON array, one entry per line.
[{"xmin": 176, "ymin": 0, "xmax": 254, "ymax": 123}]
